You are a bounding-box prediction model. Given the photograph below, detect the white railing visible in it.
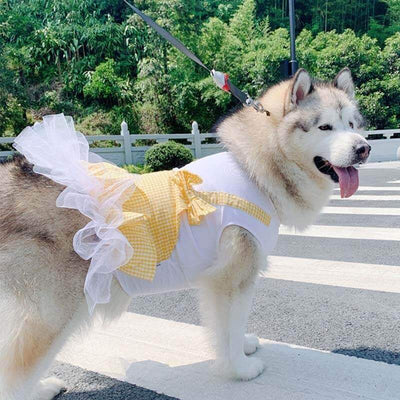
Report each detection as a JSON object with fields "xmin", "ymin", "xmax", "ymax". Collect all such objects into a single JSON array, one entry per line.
[
  {"xmin": 359, "ymin": 129, "xmax": 400, "ymax": 162},
  {"xmin": 1, "ymin": 122, "xmax": 399, "ymax": 165},
  {"xmin": 0, "ymin": 121, "xmax": 224, "ymax": 166}
]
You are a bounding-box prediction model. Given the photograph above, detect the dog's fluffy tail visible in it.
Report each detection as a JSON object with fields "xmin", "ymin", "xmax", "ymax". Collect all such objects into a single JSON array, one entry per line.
[{"xmin": 0, "ymin": 296, "xmax": 50, "ymax": 399}]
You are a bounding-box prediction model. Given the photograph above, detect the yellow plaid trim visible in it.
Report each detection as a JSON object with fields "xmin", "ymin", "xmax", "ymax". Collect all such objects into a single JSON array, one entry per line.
[
  {"xmin": 194, "ymin": 191, "xmax": 271, "ymax": 227},
  {"xmin": 87, "ymin": 164, "xmax": 271, "ymax": 281}
]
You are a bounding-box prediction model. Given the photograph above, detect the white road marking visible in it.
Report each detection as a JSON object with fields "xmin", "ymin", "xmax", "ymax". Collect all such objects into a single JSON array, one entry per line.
[
  {"xmin": 279, "ymin": 224, "xmax": 400, "ymax": 241},
  {"xmin": 388, "ymin": 180, "xmax": 400, "ymax": 183},
  {"xmin": 263, "ymin": 256, "xmax": 400, "ymax": 293},
  {"xmin": 360, "ymin": 161, "xmax": 400, "ymax": 169},
  {"xmin": 323, "ymin": 206, "xmax": 400, "ymax": 215},
  {"xmin": 56, "ymin": 312, "xmax": 400, "ymax": 400},
  {"xmin": 330, "ymin": 194, "xmax": 400, "ymax": 201},
  {"xmin": 334, "ymin": 186, "xmax": 400, "ymax": 191}
]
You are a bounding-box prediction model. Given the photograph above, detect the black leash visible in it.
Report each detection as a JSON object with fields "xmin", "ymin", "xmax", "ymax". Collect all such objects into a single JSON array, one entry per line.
[{"xmin": 123, "ymin": 0, "xmax": 270, "ymax": 116}]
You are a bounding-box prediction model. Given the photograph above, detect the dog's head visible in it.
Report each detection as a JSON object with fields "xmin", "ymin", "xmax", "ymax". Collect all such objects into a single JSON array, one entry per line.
[{"xmin": 279, "ymin": 68, "xmax": 370, "ymax": 198}]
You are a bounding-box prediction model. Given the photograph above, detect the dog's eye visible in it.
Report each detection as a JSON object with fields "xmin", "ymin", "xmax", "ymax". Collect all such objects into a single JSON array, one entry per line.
[
  {"xmin": 349, "ymin": 122, "xmax": 354, "ymax": 129},
  {"xmin": 319, "ymin": 124, "xmax": 332, "ymax": 131}
]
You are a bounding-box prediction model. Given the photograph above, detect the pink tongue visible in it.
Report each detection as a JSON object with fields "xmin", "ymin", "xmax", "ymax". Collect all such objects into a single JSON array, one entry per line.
[{"xmin": 332, "ymin": 166, "xmax": 359, "ymax": 198}]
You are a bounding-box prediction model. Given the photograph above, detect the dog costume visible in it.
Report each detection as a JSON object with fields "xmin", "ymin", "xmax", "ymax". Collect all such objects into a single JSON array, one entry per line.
[{"xmin": 14, "ymin": 114, "xmax": 280, "ymax": 312}]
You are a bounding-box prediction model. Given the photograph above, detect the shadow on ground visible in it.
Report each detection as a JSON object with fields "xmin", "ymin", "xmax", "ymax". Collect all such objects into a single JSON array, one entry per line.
[
  {"xmin": 49, "ymin": 362, "xmax": 178, "ymax": 400},
  {"xmin": 332, "ymin": 347, "xmax": 400, "ymax": 365}
]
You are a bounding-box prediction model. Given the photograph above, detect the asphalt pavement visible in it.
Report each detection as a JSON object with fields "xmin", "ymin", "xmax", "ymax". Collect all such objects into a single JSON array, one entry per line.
[{"xmin": 52, "ymin": 160, "xmax": 400, "ymax": 399}]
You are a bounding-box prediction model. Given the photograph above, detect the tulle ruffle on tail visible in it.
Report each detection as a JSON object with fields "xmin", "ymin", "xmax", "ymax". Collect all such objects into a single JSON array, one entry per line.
[{"xmin": 13, "ymin": 114, "xmax": 136, "ymax": 313}]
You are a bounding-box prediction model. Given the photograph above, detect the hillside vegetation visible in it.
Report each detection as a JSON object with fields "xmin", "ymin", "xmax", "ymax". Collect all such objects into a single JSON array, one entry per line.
[{"xmin": 0, "ymin": 0, "xmax": 399, "ymax": 137}]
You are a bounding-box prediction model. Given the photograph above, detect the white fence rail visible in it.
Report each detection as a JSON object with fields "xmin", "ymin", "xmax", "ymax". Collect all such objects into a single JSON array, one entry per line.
[
  {"xmin": 0, "ymin": 121, "xmax": 223, "ymax": 166},
  {"xmin": 359, "ymin": 129, "xmax": 400, "ymax": 162},
  {"xmin": 0, "ymin": 121, "xmax": 399, "ymax": 165}
]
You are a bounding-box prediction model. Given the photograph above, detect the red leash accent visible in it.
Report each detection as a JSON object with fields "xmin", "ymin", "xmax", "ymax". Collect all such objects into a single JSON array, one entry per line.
[{"xmin": 221, "ymin": 74, "xmax": 230, "ymax": 92}]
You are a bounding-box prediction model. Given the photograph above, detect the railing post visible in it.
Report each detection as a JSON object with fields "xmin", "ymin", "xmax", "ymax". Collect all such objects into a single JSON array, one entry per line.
[
  {"xmin": 121, "ymin": 120, "xmax": 133, "ymax": 165},
  {"xmin": 192, "ymin": 121, "xmax": 202, "ymax": 159}
]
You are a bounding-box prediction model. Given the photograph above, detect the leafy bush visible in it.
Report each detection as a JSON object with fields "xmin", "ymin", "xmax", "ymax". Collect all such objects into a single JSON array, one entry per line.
[
  {"xmin": 144, "ymin": 141, "xmax": 193, "ymax": 171},
  {"xmin": 83, "ymin": 59, "xmax": 130, "ymax": 104},
  {"xmin": 76, "ymin": 105, "xmax": 140, "ymax": 136},
  {"xmin": 75, "ymin": 111, "xmax": 114, "ymax": 135},
  {"xmin": 122, "ymin": 164, "xmax": 152, "ymax": 174},
  {"xmin": 109, "ymin": 105, "xmax": 140, "ymax": 135}
]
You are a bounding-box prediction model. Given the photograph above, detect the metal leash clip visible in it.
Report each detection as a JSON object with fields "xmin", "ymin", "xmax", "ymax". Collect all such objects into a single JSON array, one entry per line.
[{"xmin": 245, "ymin": 97, "xmax": 271, "ymax": 116}]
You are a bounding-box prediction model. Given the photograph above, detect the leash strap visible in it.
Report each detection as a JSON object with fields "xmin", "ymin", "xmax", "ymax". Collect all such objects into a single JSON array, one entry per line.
[
  {"xmin": 123, "ymin": 0, "xmax": 269, "ymax": 115},
  {"xmin": 123, "ymin": 0, "xmax": 209, "ymax": 72}
]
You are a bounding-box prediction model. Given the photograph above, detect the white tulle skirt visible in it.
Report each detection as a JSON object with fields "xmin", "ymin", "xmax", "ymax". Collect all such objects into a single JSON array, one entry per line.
[{"xmin": 13, "ymin": 114, "xmax": 137, "ymax": 313}]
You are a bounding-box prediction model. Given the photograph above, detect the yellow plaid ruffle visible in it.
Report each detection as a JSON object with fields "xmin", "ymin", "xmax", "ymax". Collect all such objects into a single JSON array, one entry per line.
[{"xmin": 87, "ymin": 163, "xmax": 271, "ymax": 281}]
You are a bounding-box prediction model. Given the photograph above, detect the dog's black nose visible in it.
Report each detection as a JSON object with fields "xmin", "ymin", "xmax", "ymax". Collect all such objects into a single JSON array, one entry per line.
[{"xmin": 355, "ymin": 144, "xmax": 371, "ymax": 160}]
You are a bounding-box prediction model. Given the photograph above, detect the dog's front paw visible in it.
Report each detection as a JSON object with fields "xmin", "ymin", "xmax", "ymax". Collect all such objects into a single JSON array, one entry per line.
[
  {"xmin": 244, "ymin": 334, "xmax": 260, "ymax": 355},
  {"xmin": 34, "ymin": 377, "xmax": 66, "ymax": 400},
  {"xmin": 230, "ymin": 356, "xmax": 265, "ymax": 381}
]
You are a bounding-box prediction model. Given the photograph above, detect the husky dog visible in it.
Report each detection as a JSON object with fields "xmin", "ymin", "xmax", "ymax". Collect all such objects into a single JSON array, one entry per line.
[{"xmin": 0, "ymin": 68, "xmax": 370, "ymax": 399}]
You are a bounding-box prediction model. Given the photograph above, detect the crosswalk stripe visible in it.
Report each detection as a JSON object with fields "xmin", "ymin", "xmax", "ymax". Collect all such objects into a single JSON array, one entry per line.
[
  {"xmin": 330, "ymin": 194, "xmax": 400, "ymax": 200},
  {"xmin": 360, "ymin": 161, "xmax": 400, "ymax": 169},
  {"xmin": 262, "ymin": 256, "xmax": 400, "ymax": 293},
  {"xmin": 56, "ymin": 312, "xmax": 400, "ymax": 400},
  {"xmin": 279, "ymin": 224, "xmax": 400, "ymax": 241},
  {"xmin": 323, "ymin": 206, "xmax": 400, "ymax": 215},
  {"xmin": 334, "ymin": 186, "xmax": 400, "ymax": 191}
]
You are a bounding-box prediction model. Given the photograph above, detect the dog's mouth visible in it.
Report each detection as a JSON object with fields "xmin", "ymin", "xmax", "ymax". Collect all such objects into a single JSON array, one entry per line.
[{"xmin": 314, "ymin": 156, "xmax": 359, "ymax": 198}]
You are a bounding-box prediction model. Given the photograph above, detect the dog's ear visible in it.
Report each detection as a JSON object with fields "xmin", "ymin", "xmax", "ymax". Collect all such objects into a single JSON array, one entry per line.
[
  {"xmin": 333, "ymin": 67, "xmax": 354, "ymax": 98},
  {"xmin": 287, "ymin": 69, "xmax": 313, "ymax": 111}
]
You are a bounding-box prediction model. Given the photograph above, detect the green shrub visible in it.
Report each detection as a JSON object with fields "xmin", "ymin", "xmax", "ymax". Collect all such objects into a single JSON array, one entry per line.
[
  {"xmin": 122, "ymin": 164, "xmax": 153, "ymax": 174},
  {"xmin": 83, "ymin": 59, "xmax": 130, "ymax": 104},
  {"xmin": 144, "ymin": 141, "xmax": 194, "ymax": 172},
  {"xmin": 109, "ymin": 105, "xmax": 140, "ymax": 135},
  {"xmin": 75, "ymin": 111, "xmax": 114, "ymax": 135}
]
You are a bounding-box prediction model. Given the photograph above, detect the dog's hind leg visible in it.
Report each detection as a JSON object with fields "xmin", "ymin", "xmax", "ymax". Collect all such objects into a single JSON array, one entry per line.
[{"xmin": 199, "ymin": 225, "xmax": 266, "ymax": 381}]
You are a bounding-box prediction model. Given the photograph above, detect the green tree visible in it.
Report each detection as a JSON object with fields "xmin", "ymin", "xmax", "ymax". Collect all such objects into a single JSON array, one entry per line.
[
  {"xmin": 83, "ymin": 59, "xmax": 131, "ymax": 105},
  {"xmin": 0, "ymin": 0, "xmax": 399, "ymax": 136}
]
